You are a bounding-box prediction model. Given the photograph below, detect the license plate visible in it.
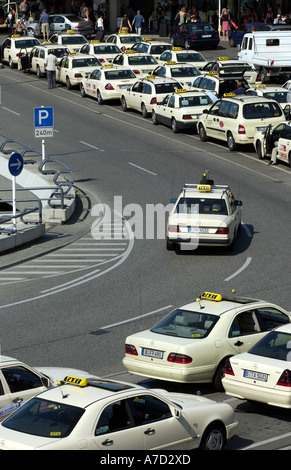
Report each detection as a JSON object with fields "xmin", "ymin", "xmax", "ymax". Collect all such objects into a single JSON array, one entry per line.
[
  {"xmin": 256, "ymin": 126, "xmax": 267, "ymax": 131},
  {"xmin": 243, "ymin": 370, "xmax": 268, "ymax": 382},
  {"xmin": 202, "ymin": 35, "xmax": 211, "ymax": 38},
  {"xmin": 191, "ymin": 114, "xmax": 200, "ymax": 119},
  {"xmin": 188, "ymin": 227, "xmax": 209, "ymax": 233},
  {"xmin": 142, "ymin": 348, "xmax": 163, "ymax": 359},
  {"xmin": 119, "ymin": 85, "xmax": 129, "ymax": 89}
]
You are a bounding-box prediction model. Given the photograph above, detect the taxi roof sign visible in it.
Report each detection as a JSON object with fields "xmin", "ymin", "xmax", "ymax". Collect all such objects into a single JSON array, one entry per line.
[
  {"xmin": 62, "ymin": 375, "xmax": 88, "ymax": 386},
  {"xmin": 142, "ymin": 37, "xmax": 151, "ymax": 41},
  {"xmin": 197, "ymin": 184, "xmax": 211, "ymax": 192},
  {"xmin": 218, "ymin": 56, "xmax": 229, "ymax": 60},
  {"xmin": 200, "ymin": 292, "xmax": 223, "ymax": 301},
  {"xmin": 175, "ymin": 88, "xmax": 187, "ymax": 93}
]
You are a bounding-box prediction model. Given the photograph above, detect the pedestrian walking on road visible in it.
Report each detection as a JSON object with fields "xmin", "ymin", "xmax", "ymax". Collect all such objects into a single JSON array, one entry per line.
[
  {"xmin": 132, "ymin": 10, "xmax": 144, "ymax": 34},
  {"xmin": 44, "ymin": 49, "xmax": 58, "ymax": 89}
]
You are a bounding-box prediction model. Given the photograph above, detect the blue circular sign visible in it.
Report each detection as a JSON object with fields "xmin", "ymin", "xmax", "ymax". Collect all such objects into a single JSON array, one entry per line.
[{"xmin": 8, "ymin": 153, "xmax": 24, "ymax": 177}]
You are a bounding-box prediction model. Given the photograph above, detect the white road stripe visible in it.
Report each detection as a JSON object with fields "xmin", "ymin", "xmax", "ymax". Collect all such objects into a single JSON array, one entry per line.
[
  {"xmin": 224, "ymin": 257, "xmax": 252, "ymax": 282},
  {"xmin": 128, "ymin": 162, "xmax": 157, "ymax": 176},
  {"xmin": 99, "ymin": 305, "xmax": 174, "ymax": 331}
]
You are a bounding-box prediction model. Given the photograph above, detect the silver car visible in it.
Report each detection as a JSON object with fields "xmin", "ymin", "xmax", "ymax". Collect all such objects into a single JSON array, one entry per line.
[{"xmin": 26, "ymin": 13, "xmax": 94, "ymax": 37}]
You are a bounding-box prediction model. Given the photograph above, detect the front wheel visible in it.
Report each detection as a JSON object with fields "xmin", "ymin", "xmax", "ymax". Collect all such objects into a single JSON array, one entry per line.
[
  {"xmin": 199, "ymin": 423, "xmax": 226, "ymax": 450},
  {"xmin": 66, "ymin": 76, "xmax": 72, "ymax": 89},
  {"xmin": 227, "ymin": 132, "xmax": 237, "ymax": 151},
  {"xmin": 199, "ymin": 123, "xmax": 207, "ymax": 142}
]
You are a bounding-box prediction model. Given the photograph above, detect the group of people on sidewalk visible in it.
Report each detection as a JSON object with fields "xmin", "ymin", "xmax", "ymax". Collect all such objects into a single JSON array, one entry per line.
[{"xmin": 119, "ymin": 10, "xmax": 145, "ymax": 35}]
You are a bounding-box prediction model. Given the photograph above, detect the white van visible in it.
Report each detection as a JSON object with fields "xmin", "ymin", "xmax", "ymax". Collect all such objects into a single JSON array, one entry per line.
[{"xmin": 238, "ymin": 31, "xmax": 291, "ymax": 83}]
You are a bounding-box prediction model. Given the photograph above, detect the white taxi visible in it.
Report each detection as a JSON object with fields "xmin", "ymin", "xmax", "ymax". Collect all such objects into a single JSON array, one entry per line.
[
  {"xmin": 253, "ymin": 121, "xmax": 291, "ymax": 166},
  {"xmin": 120, "ymin": 76, "xmax": 182, "ymax": 117},
  {"xmin": 222, "ymin": 323, "xmax": 291, "ymax": 409},
  {"xmin": 123, "ymin": 291, "xmax": 291, "ymax": 391},
  {"xmin": 283, "ymin": 79, "xmax": 291, "ymax": 92},
  {"xmin": 200, "ymin": 57, "xmax": 258, "ymax": 85},
  {"xmin": 57, "ymin": 53, "xmax": 101, "ymax": 89},
  {"xmin": 131, "ymin": 39, "xmax": 172, "ymax": 58},
  {"xmin": 197, "ymin": 95, "xmax": 285, "ymax": 151},
  {"xmin": 153, "ymin": 62, "xmax": 201, "ymax": 90},
  {"xmin": 246, "ymin": 84, "xmax": 291, "ymax": 108},
  {"xmin": 80, "ymin": 65, "xmax": 136, "ymax": 104},
  {"xmin": 0, "ymin": 374, "xmax": 237, "ymax": 450},
  {"xmin": 49, "ymin": 31, "xmax": 88, "ymax": 52},
  {"xmin": 113, "ymin": 51, "xmax": 158, "ymax": 78},
  {"xmin": 152, "ymin": 89, "xmax": 215, "ymax": 133},
  {"xmin": 79, "ymin": 41, "xmax": 121, "ymax": 64},
  {"xmin": 29, "ymin": 44, "xmax": 69, "ymax": 77},
  {"xmin": 106, "ymin": 32, "xmax": 142, "ymax": 52},
  {"xmin": 0, "ymin": 35, "xmax": 40, "ymax": 68},
  {"xmin": 165, "ymin": 171, "xmax": 242, "ymax": 250},
  {"xmin": 157, "ymin": 47, "xmax": 207, "ymax": 69},
  {"xmin": 0, "ymin": 355, "xmax": 98, "ymax": 421}
]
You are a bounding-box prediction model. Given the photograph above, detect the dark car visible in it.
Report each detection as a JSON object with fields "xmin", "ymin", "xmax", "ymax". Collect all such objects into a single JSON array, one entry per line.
[
  {"xmin": 229, "ymin": 22, "xmax": 291, "ymax": 47},
  {"xmin": 170, "ymin": 22, "xmax": 219, "ymax": 50}
]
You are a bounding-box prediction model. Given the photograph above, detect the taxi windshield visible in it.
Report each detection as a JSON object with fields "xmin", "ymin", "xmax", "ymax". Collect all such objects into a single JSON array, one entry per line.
[
  {"xmin": 2, "ymin": 397, "xmax": 84, "ymax": 438},
  {"xmin": 72, "ymin": 57, "xmax": 100, "ymax": 67},
  {"xmin": 248, "ymin": 331, "xmax": 291, "ymax": 360},
  {"xmin": 52, "ymin": 48, "xmax": 69, "ymax": 57},
  {"xmin": 151, "ymin": 308, "xmax": 219, "ymax": 339},
  {"xmin": 15, "ymin": 39, "xmax": 39, "ymax": 48},
  {"xmin": 176, "ymin": 52, "xmax": 205, "ymax": 62},
  {"xmin": 150, "ymin": 45, "xmax": 170, "ymax": 54},
  {"xmin": 120, "ymin": 36, "xmax": 141, "ymax": 44},
  {"xmin": 128, "ymin": 55, "xmax": 157, "ymax": 65},
  {"xmin": 263, "ymin": 91, "xmax": 291, "ymax": 103},
  {"xmin": 171, "ymin": 67, "xmax": 200, "ymax": 77},
  {"xmin": 243, "ymin": 101, "xmax": 283, "ymax": 119},
  {"xmin": 104, "ymin": 69, "xmax": 135, "ymax": 79},
  {"xmin": 155, "ymin": 82, "xmax": 180, "ymax": 93},
  {"xmin": 174, "ymin": 197, "xmax": 228, "ymax": 215},
  {"xmin": 179, "ymin": 95, "xmax": 213, "ymax": 107},
  {"xmin": 62, "ymin": 36, "xmax": 87, "ymax": 44},
  {"xmin": 94, "ymin": 45, "xmax": 120, "ymax": 54}
]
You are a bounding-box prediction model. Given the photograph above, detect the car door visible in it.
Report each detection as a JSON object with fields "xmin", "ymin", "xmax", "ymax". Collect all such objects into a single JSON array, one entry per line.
[
  {"xmin": 274, "ymin": 123, "xmax": 291, "ymax": 164},
  {"xmin": 203, "ymin": 99, "xmax": 222, "ymax": 137},
  {"xmin": 2, "ymin": 38, "xmax": 11, "ymax": 62},
  {"xmin": 227, "ymin": 310, "xmax": 265, "ymax": 354},
  {"xmin": 160, "ymin": 94, "xmax": 176, "ymax": 125},
  {"xmin": 126, "ymin": 81, "xmax": 142, "ymax": 109},
  {"xmin": 57, "ymin": 56, "xmax": 68, "ymax": 83},
  {"xmin": 129, "ymin": 394, "xmax": 192, "ymax": 450},
  {"xmin": 50, "ymin": 15, "xmax": 66, "ymax": 34},
  {"xmin": 85, "ymin": 70, "xmax": 99, "ymax": 98}
]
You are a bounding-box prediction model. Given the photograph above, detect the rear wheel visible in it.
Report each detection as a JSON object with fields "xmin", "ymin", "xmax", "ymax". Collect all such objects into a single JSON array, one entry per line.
[
  {"xmin": 152, "ymin": 110, "xmax": 158, "ymax": 125},
  {"xmin": 229, "ymin": 38, "xmax": 235, "ymax": 47},
  {"xmin": 66, "ymin": 76, "xmax": 72, "ymax": 89},
  {"xmin": 166, "ymin": 237, "xmax": 175, "ymax": 251},
  {"xmin": 9, "ymin": 56, "xmax": 14, "ymax": 69},
  {"xmin": 80, "ymin": 83, "xmax": 86, "ymax": 98},
  {"xmin": 171, "ymin": 118, "xmax": 179, "ymax": 133},
  {"xmin": 36, "ymin": 64, "xmax": 44, "ymax": 78},
  {"xmin": 289, "ymin": 151, "xmax": 291, "ymax": 168},
  {"xmin": 199, "ymin": 423, "xmax": 226, "ymax": 450},
  {"xmin": 141, "ymin": 103, "xmax": 149, "ymax": 118},
  {"xmin": 227, "ymin": 132, "xmax": 237, "ymax": 151},
  {"xmin": 97, "ymin": 89, "xmax": 104, "ymax": 104},
  {"xmin": 199, "ymin": 123, "xmax": 207, "ymax": 142},
  {"xmin": 121, "ymin": 96, "xmax": 127, "ymax": 111}
]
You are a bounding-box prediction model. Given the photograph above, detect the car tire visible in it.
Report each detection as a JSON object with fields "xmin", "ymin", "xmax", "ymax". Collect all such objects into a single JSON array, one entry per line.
[
  {"xmin": 199, "ymin": 123, "xmax": 207, "ymax": 142},
  {"xmin": 9, "ymin": 57, "xmax": 14, "ymax": 69},
  {"xmin": 141, "ymin": 103, "xmax": 149, "ymax": 118},
  {"xmin": 97, "ymin": 89, "xmax": 104, "ymax": 104},
  {"xmin": 166, "ymin": 237, "xmax": 175, "ymax": 251},
  {"xmin": 229, "ymin": 38, "xmax": 235, "ymax": 47},
  {"xmin": 171, "ymin": 118, "xmax": 179, "ymax": 133},
  {"xmin": 213, "ymin": 358, "xmax": 230, "ymax": 391},
  {"xmin": 152, "ymin": 110, "xmax": 158, "ymax": 125},
  {"xmin": 227, "ymin": 132, "xmax": 237, "ymax": 151},
  {"xmin": 121, "ymin": 96, "xmax": 128, "ymax": 111},
  {"xmin": 289, "ymin": 151, "xmax": 291, "ymax": 168},
  {"xmin": 80, "ymin": 83, "xmax": 86, "ymax": 98},
  {"xmin": 199, "ymin": 423, "xmax": 226, "ymax": 450},
  {"xmin": 27, "ymin": 27, "xmax": 35, "ymax": 37},
  {"xmin": 36, "ymin": 65, "xmax": 43, "ymax": 78},
  {"xmin": 256, "ymin": 140, "xmax": 263, "ymax": 159},
  {"xmin": 66, "ymin": 76, "xmax": 72, "ymax": 89}
]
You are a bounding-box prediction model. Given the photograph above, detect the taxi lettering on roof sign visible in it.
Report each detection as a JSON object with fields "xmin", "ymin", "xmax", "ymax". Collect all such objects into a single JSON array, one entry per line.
[
  {"xmin": 218, "ymin": 56, "xmax": 229, "ymax": 60},
  {"xmin": 124, "ymin": 50, "xmax": 134, "ymax": 54},
  {"xmin": 200, "ymin": 292, "xmax": 223, "ymax": 301},
  {"xmin": 223, "ymin": 92, "xmax": 236, "ymax": 97},
  {"xmin": 142, "ymin": 37, "xmax": 151, "ymax": 41},
  {"xmin": 207, "ymin": 71, "xmax": 217, "ymax": 75},
  {"xmin": 175, "ymin": 88, "xmax": 187, "ymax": 93},
  {"xmin": 62, "ymin": 375, "xmax": 88, "ymax": 386},
  {"xmin": 166, "ymin": 61, "xmax": 176, "ymax": 65},
  {"xmin": 172, "ymin": 47, "xmax": 182, "ymax": 51},
  {"xmin": 145, "ymin": 75, "xmax": 156, "ymax": 79},
  {"xmin": 91, "ymin": 40, "xmax": 100, "ymax": 43},
  {"xmin": 197, "ymin": 184, "xmax": 211, "ymax": 191}
]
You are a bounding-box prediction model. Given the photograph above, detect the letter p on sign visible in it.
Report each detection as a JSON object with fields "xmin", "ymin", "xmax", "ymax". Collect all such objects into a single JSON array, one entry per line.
[{"xmin": 34, "ymin": 107, "xmax": 54, "ymax": 127}]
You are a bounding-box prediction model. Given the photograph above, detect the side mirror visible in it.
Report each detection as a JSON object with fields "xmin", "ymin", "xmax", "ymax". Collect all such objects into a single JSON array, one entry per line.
[
  {"xmin": 235, "ymin": 200, "xmax": 243, "ymax": 207},
  {"xmin": 203, "ymin": 109, "xmax": 208, "ymax": 114},
  {"xmin": 284, "ymin": 104, "xmax": 291, "ymax": 120},
  {"xmin": 174, "ymin": 408, "xmax": 180, "ymax": 418}
]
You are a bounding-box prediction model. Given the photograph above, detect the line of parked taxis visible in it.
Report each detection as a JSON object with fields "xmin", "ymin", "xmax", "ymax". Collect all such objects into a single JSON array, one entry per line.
[
  {"xmin": 1, "ymin": 30, "xmax": 291, "ymax": 166},
  {"xmin": 1, "ymin": 32, "xmax": 291, "ymax": 450}
]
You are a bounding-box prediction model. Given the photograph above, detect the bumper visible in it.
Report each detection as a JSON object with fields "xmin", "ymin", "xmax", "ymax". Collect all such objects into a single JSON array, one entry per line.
[
  {"xmin": 223, "ymin": 377, "xmax": 291, "ymax": 409},
  {"xmin": 188, "ymin": 39, "xmax": 219, "ymax": 49},
  {"xmin": 123, "ymin": 357, "xmax": 215, "ymax": 383},
  {"xmin": 167, "ymin": 234, "xmax": 232, "ymax": 247}
]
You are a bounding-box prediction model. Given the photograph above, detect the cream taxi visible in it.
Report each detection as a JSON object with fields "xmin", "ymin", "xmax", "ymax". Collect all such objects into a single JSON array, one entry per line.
[
  {"xmin": 0, "ymin": 355, "xmax": 98, "ymax": 421},
  {"xmin": 245, "ymin": 84, "xmax": 291, "ymax": 108},
  {"xmin": 29, "ymin": 43, "xmax": 70, "ymax": 77},
  {"xmin": 123, "ymin": 290, "xmax": 291, "ymax": 391},
  {"xmin": 80, "ymin": 65, "xmax": 136, "ymax": 104},
  {"xmin": 222, "ymin": 323, "xmax": 291, "ymax": 409},
  {"xmin": 112, "ymin": 50, "xmax": 158, "ymax": 78},
  {"xmin": 49, "ymin": 31, "xmax": 88, "ymax": 52},
  {"xmin": 131, "ymin": 38, "xmax": 172, "ymax": 58},
  {"xmin": 254, "ymin": 121, "xmax": 291, "ymax": 166},
  {"xmin": 200, "ymin": 57, "xmax": 258, "ymax": 85},
  {"xmin": 157, "ymin": 47, "xmax": 207, "ymax": 69},
  {"xmin": 153, "ymin": 62, "xmax": 201, "ymax": 90},
  {"xmin": 0, "ymin": 35, "xmax": 40, "ymax": 68},
  {"xmin": 0, "ymin": 374, "xmax": 237, "ymax": 450},
  {"xmin": 105, "ymin": 32, "xmax": 142, "ymax": 52},
  {"xmin": 79, "ymin": 41, "xmax": 121, "ymax": 64},
  {"xmin": 191, "ymin": 73, "xmax": 250, "ymax": 98},
  {"xmin": 120, "ymin": 76, "xmax": 182, "ymax": 117},
  {"xmin": 197, "ymin": 95, "xmax": 285, "ymax": 151},
  {"xmin": 57, "ymin": 53, "xmax": 101, "ymax": 89},
  {"xmin": 165, "ymin": 171, "xmax": 242, "ymax": 250},
  {"xmin": 152, "ymin": 89, "xmax": 215, "ymax": 133}
]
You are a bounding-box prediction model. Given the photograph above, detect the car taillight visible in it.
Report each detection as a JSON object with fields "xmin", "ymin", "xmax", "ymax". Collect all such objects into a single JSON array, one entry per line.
[
  {"xmin": 105, "ymin": 83, "xmax": 114, "ymax": 90},
  {"xmin": 182, "ymin": 115, "xmax": 193, "ymax": 120},
  {"xmin": 224, "ymin": 359, "xmax": 234, "ymax": 376},
  {"xmin": 168, "ymin": 225, "xmax": 180, "ymax": 232},
  {"xmin": 277, "ymin": 369, "xmax": 291, "ymax": 387},
  {"xmin": 256, "ymin": 73, "xmax": 262, "ymax": 82},
  {"xmin": 16, "ymin": 53, "xmax": 25, "ymax": 57},
  {"xmin": 121, "ymin": 46, "xmax": 126, "ymax": 52},
  {"xmin": 216, "ymin": 227, "xmax": 229, "ymax": 234},
  {"xmin": 99, "ymin": 58, "xmax": 105, "ymax": 63},
  {"xmin": 74, "ymin": 73, "xmax": 83, "ymax": 78},
  {"xmin": 150, "ymin": 97, "xmax": 157, "ymax": 105},
  {"xmin": 214, "ymin": 33, "xmax": 219, "ymax": 38},
  {"xmin": 238, "ymin": 124, "xmax": 246, "ymax": 134},
  {"xmin": 167, "ymin": 353, "xmax": 192, "ymax": 364},
  {"xmin": 191, "ymin": 35, "xmax": 198, "ymax": 39},
  {"xmin": 133, "ymin": 70, "xmax": 140, "ymax": 74},
  {"xmin": 75, "ymin": 25, "xmax": 82, "ymax": 29},
  {"xmin": 125, "ymin": 344, "xmax": 138, "ymax": 356}
]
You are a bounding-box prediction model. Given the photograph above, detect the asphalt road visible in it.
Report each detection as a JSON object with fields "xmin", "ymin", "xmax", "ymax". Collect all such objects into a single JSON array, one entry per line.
[{"xmin": 0, "ymin": 34, "xmax": 291, "ymax": 450}]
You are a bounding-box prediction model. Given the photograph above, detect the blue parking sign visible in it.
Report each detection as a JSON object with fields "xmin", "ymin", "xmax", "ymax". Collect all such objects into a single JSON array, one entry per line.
[{"xmin": 34, "ymin": 107, "xmax": 54, "ymax": 128}]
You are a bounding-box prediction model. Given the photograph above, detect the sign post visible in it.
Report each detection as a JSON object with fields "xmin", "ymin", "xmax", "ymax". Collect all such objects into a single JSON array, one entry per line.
[
  {"xmin": 8, "ymin": 152, "xmax": 24, "ymax": 232},
  {"xmin": 34, "ymin": 106, "xmax": 54, "ymax": 170}
]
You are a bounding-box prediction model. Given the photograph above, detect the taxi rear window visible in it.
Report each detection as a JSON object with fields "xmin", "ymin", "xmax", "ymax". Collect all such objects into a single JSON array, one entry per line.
[
  {"xmin": 171, "ymin": 67, "xmax": 200, "ymax": 77},
  {"xmin": 62, "ymin": 36, "xmax": 87, "ymax": 44},
  {"xmin": 174, "ymin": 197, "xmax": 228, "ymax": 215},
  {"xmin": 15, "ymin": 39, "xmax": 40, "ymax": 49},
  {"xmin": 243, "ymin": 102, "xmax": 283, "ymax": 119},
  {"xmin": 104, "ymin": 70, "xmax": 135, "ymax": 79},
  {"xmin": 72, "ymin": 57, "xmax": 100, "ymax": 67},
  {"xmin": 177, "ymin": 52, "xmax": 205, "ymax": 62},
  {"xmin": 179, "ymin": 95, "xmax": 212, "ymax": 107},
  {"xmin": 94, "ymin": 45, "xmax": 120, "ymax": 54},
  {"xmin": 120, "ymin": 36, "xmax": 141, "ymax": 44},
  {"xmin": 128, "ymin": 56, "xmax": 157, "ymax": 65},
  {"xmin": 150, "ymin": 45, "xmax": 171, "ymax": 54},
  {"xmin": 263, "ymin": 92, "xmax": 290, "ymax": 103},
  {"xmin": 155, "ymin": 82, "xmax": 180, "ymax": 94}
]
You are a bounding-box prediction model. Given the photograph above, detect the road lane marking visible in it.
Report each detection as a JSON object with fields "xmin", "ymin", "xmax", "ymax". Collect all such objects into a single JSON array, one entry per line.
[
  {"xmin": 128, "ymin": 162, "xmax": 157, "ymax": 176},
  {"xmin": 2, "ymin": 107, "xmax": 21, "ymax": 115},
  {"xmin": 98, "ymin": 305, "xmax": 174, "ymax": 331},
  {"xmin": 79, "ymin": 140, "xmax": 104, "ymax": 152},
  {"xmin": 240, "ymin": 431, "xmax": 291, "ymax": 450},
  {"xmin": 224, "ymin": 257, "xmax": 252, "ymax": 282}
]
